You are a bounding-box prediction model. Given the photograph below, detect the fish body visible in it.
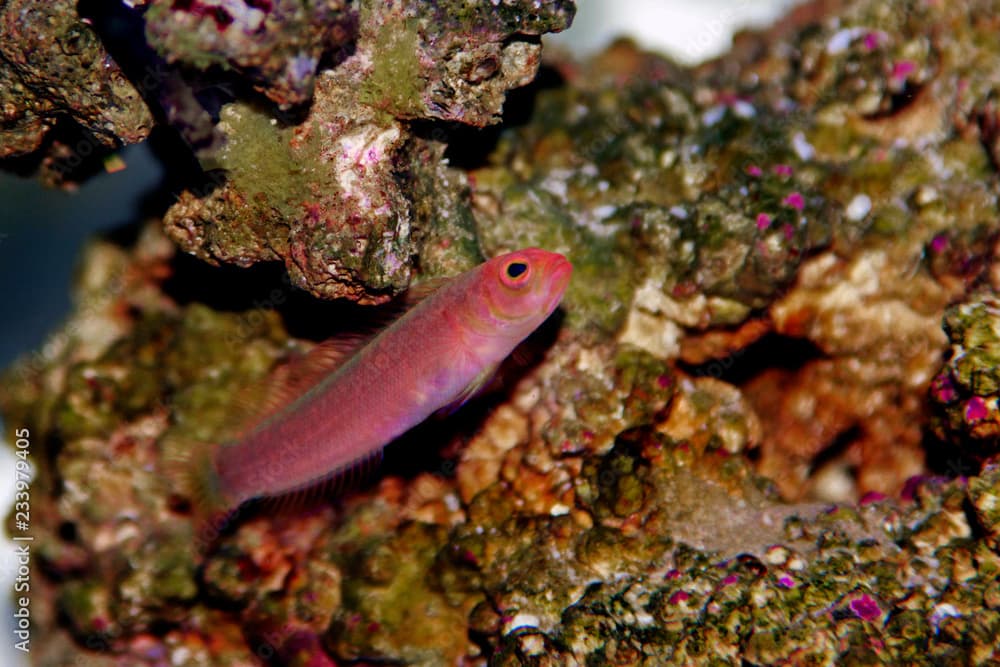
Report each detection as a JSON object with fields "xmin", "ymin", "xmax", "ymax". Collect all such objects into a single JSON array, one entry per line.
[{"xmin": 190, "ymin": 248, "xmax": 571, "ymax": 512}]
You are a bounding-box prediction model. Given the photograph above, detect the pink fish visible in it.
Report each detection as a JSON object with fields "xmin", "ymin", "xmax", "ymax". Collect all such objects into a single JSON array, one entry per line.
[{"xmin": 178, "ymin": 248, "xmax": 571, "ymax": 519}]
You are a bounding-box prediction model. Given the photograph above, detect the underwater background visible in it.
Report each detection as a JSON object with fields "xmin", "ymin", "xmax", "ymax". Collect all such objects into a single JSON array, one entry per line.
[{"xmin": 17, "ymin": 0, "xmax": 1000, "ymax": 665}]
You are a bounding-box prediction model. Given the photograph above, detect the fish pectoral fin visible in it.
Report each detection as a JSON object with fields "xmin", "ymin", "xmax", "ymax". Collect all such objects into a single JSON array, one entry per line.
[{"xmin": 437, "ymin": 362, "xmax": 501, "ymax": 417}]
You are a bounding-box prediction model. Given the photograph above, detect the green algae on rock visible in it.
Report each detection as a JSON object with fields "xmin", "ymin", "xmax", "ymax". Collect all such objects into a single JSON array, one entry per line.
[
  {"xmin": 1, "ymin": 228, "xmax": 273, "ymax": 664},
  {"xmin": 162, "ymin": 73, "xmax": 418, "ymax": 303},
  {"xmin": 471, "ymin": 43, "xmax": 841, "ymax": 338},
  {"xmin": 357, "ymin": 0, "xmax": 574, "ymax": 125},
  {"xmin": 9, "ymin": 229, "xmax": 1000, "ymax": 663}
]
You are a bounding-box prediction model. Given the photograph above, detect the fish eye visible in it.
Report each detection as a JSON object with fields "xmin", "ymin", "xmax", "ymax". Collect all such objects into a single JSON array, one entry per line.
[
  {"xmin": 506, "ymin": 261, "xmax": 528, "ymax": 279},
  {"xmin": 500, "ymin": 258, "xmax": 531, "ymax": 288}
]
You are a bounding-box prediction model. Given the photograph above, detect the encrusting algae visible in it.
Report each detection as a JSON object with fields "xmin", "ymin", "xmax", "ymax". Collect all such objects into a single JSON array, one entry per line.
[{"xmin": 3, "ymin": 0, "xmax": 1000, "ymax": 665}]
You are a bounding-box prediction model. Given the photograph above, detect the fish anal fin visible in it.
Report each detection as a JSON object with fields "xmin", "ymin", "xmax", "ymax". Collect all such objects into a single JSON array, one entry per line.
[{"xmin": 264, "ymin": 447, "xmax": 385, "ymax": 516}]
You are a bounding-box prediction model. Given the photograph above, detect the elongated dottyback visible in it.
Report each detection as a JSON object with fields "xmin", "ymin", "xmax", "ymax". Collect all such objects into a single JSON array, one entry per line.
[{"xmin": 179, "ymin": 248, "xmax": 572, "ymax": 516}]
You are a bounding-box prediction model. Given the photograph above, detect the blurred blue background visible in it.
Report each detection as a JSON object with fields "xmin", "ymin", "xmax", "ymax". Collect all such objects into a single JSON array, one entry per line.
[{"xmin": 0, "ymin": 145, "xmax": 164, "ymax": 368}]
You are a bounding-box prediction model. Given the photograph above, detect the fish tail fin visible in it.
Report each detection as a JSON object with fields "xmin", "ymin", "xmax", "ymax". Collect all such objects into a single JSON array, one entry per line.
[{"xmin": 162, "ymin": 437, "xmax": 239, "ymax": 550}]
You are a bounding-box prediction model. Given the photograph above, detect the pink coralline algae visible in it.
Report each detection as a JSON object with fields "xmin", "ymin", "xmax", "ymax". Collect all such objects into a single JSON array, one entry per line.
[
  {"xmin": 777, "ymin": 575, "xmax": 796, "ymax": 589},
  {"xmin": 965, "ymin": 396, "xmax": 989, "ymax": 421},
  {"xmin": 930, "ymin": 373, "xmax": 958, "ymax": 403},
  {"xmin": 930, "ymin": 295, "xmax": 1000, "ymax": 459},
  {"xmin": 859, "ymin": 491, "xmax": 887, "ymax": 505},
  {"xmin": 756, "ymin": 213, "xmax": 773, "ymax": 230},
  {"xmin": 929, "ymin": 233, "xmax": 949, "ymax": 254},
  {"xmin": 849, "ymin": 594, "xmax": 882, "ymax": 622},
  {"xmin": 668, "ymin": 591, "xmax": 691, "ymax": 604},
  {"xmin": 783, "ymin": 192, "xmax": 805, "ymax": 211},
  {"xmin": 890, "ymin": 60, "xmax": 917, "ymax": 82},
  {"xmin": 863, "ymin": 31, "xmax": 884, "ymax": 51}
]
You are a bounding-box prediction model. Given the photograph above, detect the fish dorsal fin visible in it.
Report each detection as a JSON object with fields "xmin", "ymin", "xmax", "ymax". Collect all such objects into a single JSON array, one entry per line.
[
  {"xmin": 219, "ymin": 338, "xmax": 364, "ymax": 441},
  {"xmin": 401, "ymin": 276, "xmax": 450, "ymax": 305},
  {"xmin": 221, "ymin": 276, "xmax": 452, "ymax": 440}
]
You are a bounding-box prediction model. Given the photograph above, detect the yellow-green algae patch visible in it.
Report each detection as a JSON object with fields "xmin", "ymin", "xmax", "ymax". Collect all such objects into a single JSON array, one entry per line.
[{"xmin": 359, "ymin": 10, "xmax": 425, "ymax": 117}]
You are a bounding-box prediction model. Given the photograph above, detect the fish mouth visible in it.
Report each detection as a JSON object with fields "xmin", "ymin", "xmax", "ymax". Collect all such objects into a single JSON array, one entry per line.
[
  {"xmin": 550, "ymin": 255, "xmax": 573, "ymax": 296},
  {"xmin": 543, "ymin": 256, "xmax": 572, "ymax": 315}
]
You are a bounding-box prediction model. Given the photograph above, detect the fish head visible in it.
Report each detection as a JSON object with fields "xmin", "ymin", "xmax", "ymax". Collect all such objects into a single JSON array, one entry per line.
[{"xmin": 477, "ymin": 248, "xmax": 572, "ymax": 337}]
